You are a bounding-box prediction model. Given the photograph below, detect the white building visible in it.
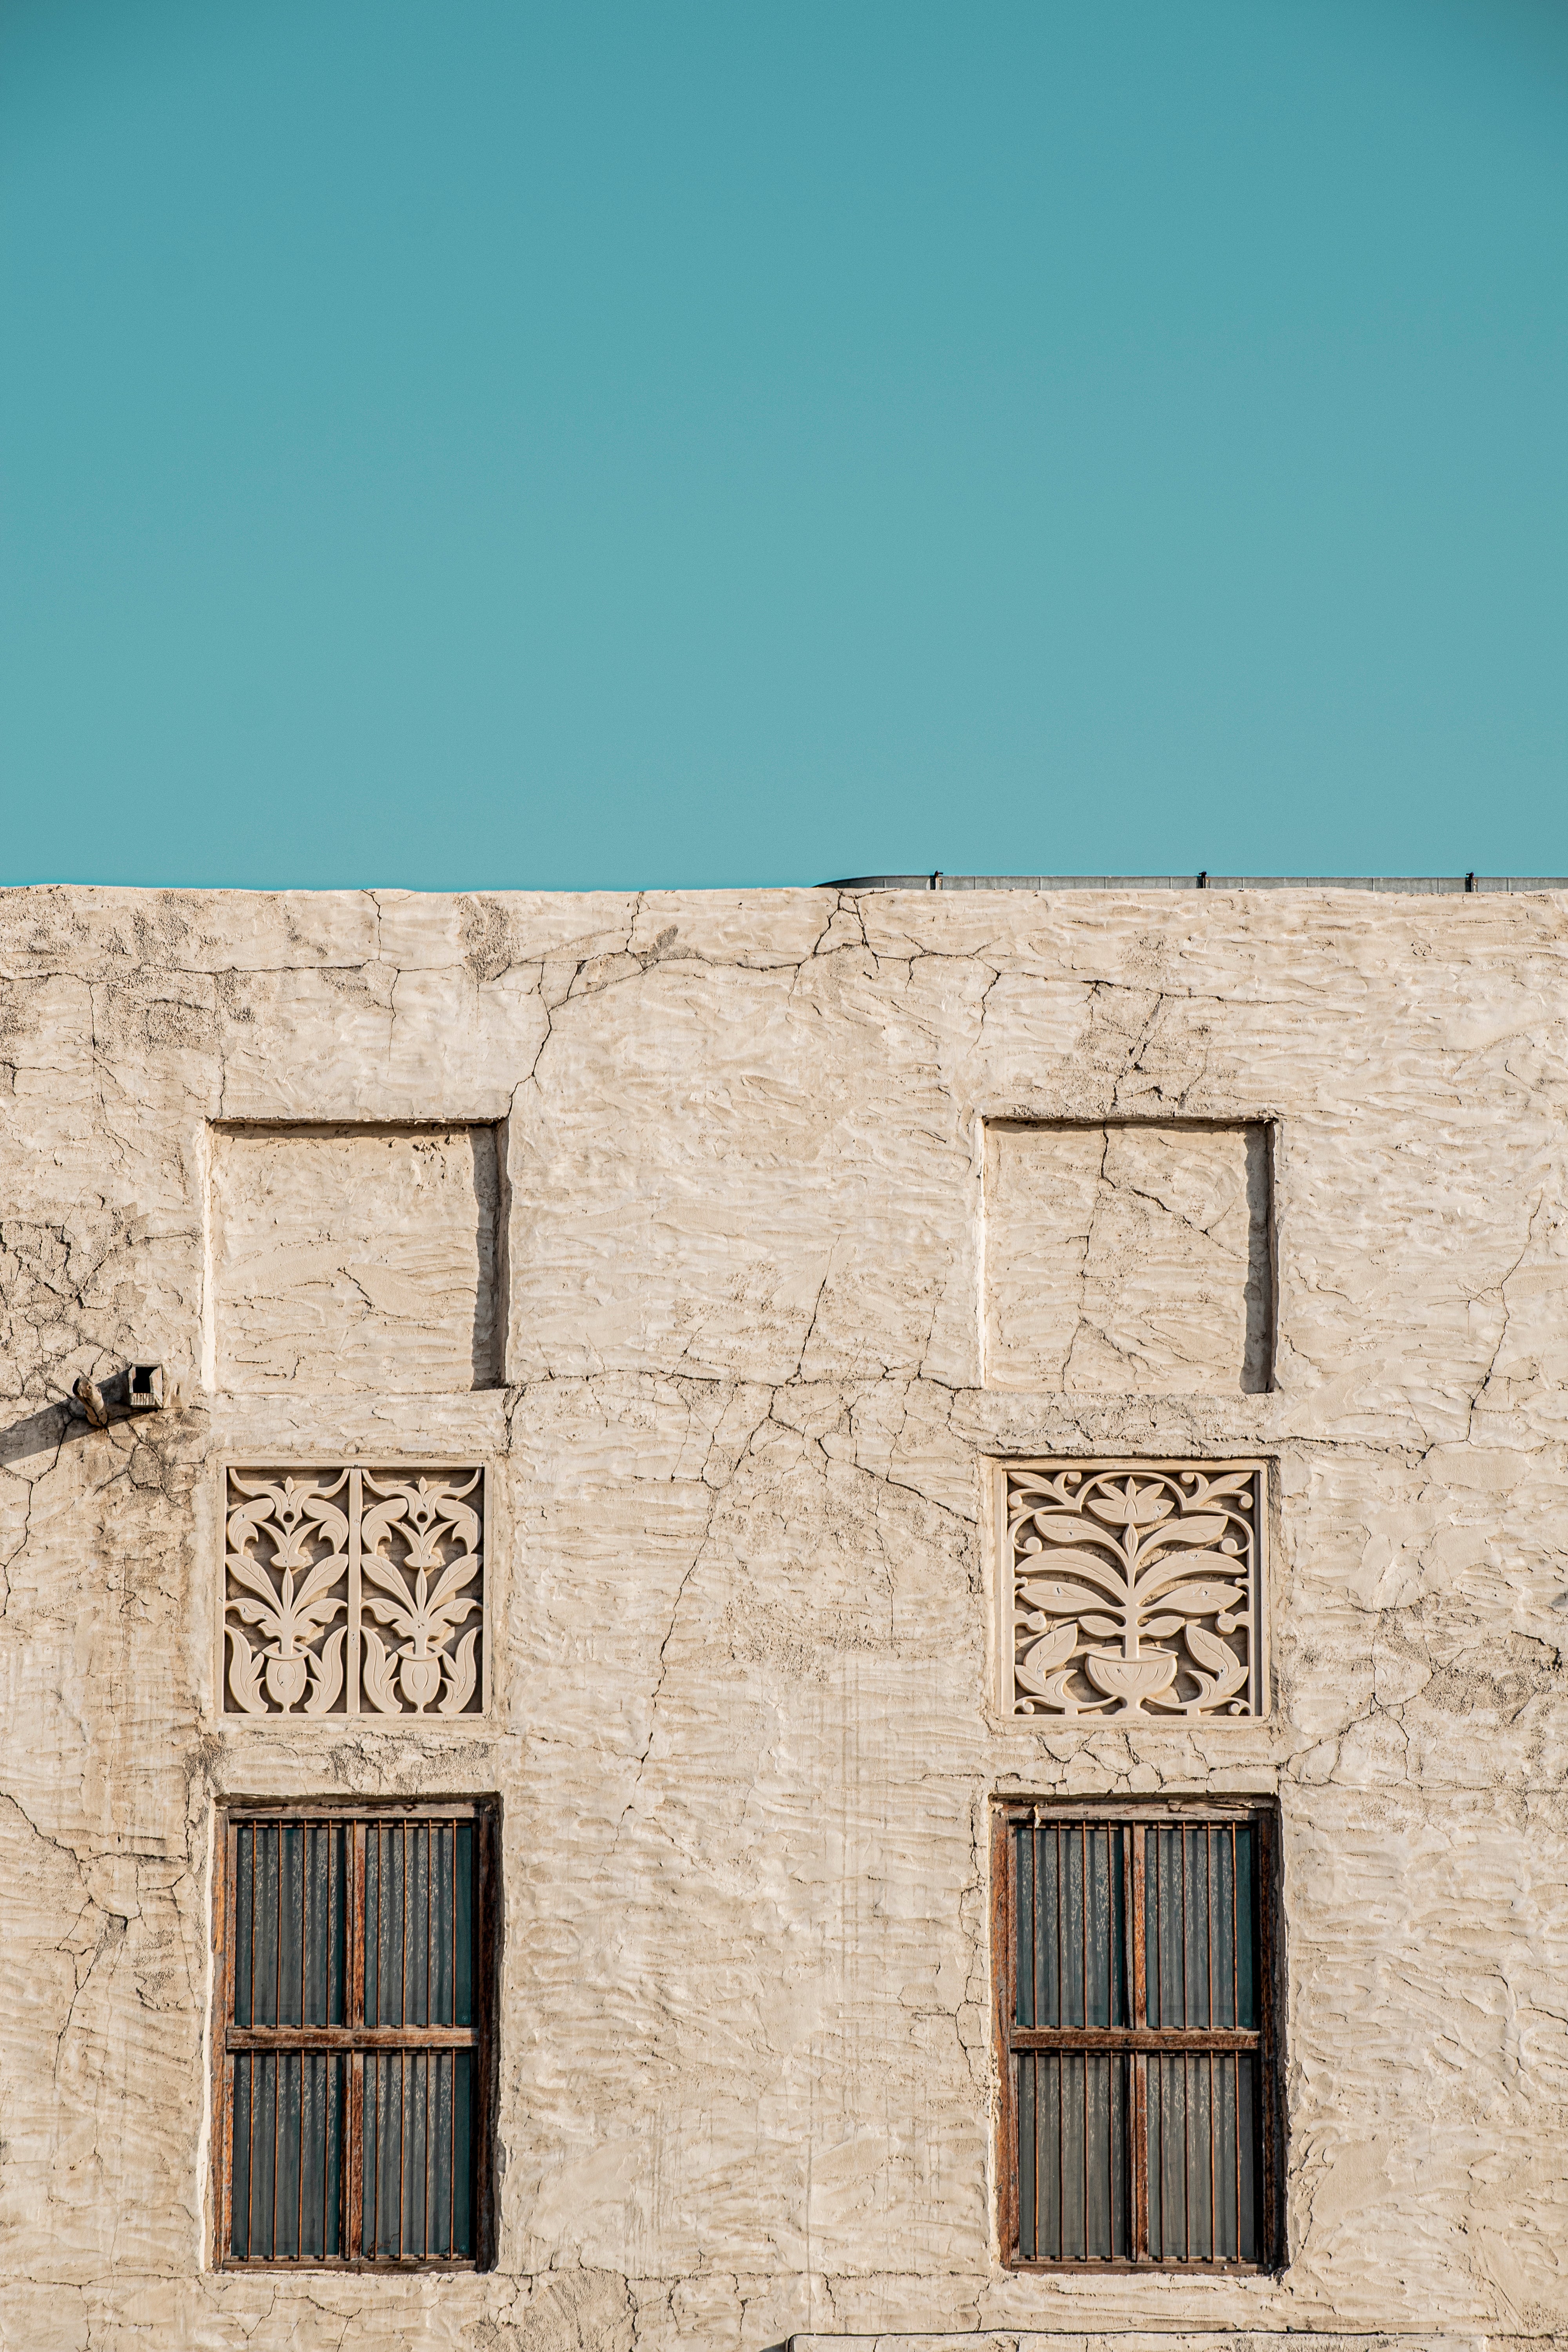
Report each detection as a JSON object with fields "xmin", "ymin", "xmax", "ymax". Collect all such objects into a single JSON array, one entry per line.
[{"xmin": 1, "ymin": 878, "xmax": 1564, "ymax": 2352}]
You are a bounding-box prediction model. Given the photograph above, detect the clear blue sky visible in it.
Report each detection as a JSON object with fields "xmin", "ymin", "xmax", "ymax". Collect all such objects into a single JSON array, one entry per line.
[{"xmin": 2, "ymin": 0, "xmax": 1565, "ymax": 889}]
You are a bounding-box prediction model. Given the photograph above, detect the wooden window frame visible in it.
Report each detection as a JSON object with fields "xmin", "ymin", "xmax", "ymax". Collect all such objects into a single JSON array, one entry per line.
[
  {"xmin": 210, "ymin": 1798, "xmax": 498, "ymax": 2271},
  {"xmin": 992, "ymin": 1796, "xmax": 1281, "ymax": 2273}
]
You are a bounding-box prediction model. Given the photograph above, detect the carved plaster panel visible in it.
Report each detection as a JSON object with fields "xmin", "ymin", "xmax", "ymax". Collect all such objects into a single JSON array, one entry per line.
[
  {"xmin": 1002, "ymin": 1459, "xmax": 1266, "ymax": 1721},
  {"xmin": 220, "ymin": 1465, "xmax": 488, "ymax": 1720}
]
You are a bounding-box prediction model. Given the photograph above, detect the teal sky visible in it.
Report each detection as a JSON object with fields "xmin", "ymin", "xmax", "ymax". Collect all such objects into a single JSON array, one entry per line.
[{"xmin": 2, "ymin": 1, "xmax": 1565, "ymax": 889}]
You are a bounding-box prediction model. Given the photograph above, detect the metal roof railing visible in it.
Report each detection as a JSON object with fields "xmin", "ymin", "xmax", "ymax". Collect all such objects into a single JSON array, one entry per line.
[{"xmin": 820, "ymin": 873, "xmax": 1568, "ymax": 894}]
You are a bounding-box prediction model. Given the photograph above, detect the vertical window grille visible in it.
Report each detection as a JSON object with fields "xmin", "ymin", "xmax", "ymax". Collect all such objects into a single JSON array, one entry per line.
[
  {"xmin": 214, "ymin": 1804, "xmax": 494, "ymax": 2269},
  {"xmin": 994, "ymin": 1805, "xmax": 1277, "ymax": 2269}
]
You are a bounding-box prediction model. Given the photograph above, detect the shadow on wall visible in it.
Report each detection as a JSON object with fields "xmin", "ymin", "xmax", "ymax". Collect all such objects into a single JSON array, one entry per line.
[
  {"xmin": 1244, "ymin": 1121, "xmax": 1274, "ymax": 1394},
  {"xmin": 1, "ymin": 1399, "xmax": 83, "ymax": 1467},
  {"xmin": 0, "ymin": 1368, "xmax": 153, "ymax": 1466},
  {"xmin": 470, "ymin": 1120, "xmax": 503, "ymax": 1387}
]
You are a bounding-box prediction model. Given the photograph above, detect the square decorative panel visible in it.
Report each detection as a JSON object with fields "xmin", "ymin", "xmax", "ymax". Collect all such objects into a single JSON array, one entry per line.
[
  {"xmin": 1003, "ymin": 1459, "xmax": 1265, "ymax": 1721},
  {"xmin": 221, "ymin": 1465, "xmax": 488, "ymax": 1719}
]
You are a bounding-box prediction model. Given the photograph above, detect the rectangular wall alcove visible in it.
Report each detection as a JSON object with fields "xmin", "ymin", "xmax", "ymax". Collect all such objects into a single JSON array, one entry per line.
[
  {"xmin": 984, "ymin": 1120, "xmax": 1274, "ymax": 1394},
  {"xmin": 209, "ymin": 1123, "xmax": 504, "ymax": 1393}
]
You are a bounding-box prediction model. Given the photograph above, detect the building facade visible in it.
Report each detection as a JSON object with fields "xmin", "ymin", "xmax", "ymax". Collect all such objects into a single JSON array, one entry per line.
[{"xmin": 0, "ymin": 880, "xmax": 1564, "ymax": 2352}]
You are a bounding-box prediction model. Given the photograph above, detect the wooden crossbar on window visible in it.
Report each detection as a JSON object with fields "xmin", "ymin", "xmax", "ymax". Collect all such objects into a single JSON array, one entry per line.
[
  {"xmin": 992, "ymin": 1803, "xmax": 1278, "ymax": 2270},
  {"xmin": 212, "ymin": 1802, "xmax": 495, "ymax": 2270}
]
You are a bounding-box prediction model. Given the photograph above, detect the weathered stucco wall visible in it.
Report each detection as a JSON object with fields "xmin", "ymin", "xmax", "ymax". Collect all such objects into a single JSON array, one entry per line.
[{"xmin": 0, "ymin": 881, "xmax": 1565, "ymax": 2352}]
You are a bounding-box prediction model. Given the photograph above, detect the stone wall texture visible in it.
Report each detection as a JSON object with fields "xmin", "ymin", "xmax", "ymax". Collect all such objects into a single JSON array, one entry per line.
[{"xmin": 0, "ymin": 880, "xmax": 1564, "ymax": 2352}]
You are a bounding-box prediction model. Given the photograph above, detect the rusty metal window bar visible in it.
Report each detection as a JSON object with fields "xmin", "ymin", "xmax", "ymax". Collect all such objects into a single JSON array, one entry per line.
[
  {"xmin": 212, "ymin": 1803, "xmax": 496, "ymax": 2269},
  {"xmin": 993, "ymin": 1803, "xmax": 1278, "ymax": 2269}
]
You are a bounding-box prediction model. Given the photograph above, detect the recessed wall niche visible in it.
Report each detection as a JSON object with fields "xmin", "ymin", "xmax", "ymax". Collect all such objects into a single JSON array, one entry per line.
[
  {"xmin": 209, "ymin": 1122, "xmax": 503, "ymax": 1393},
  {"xmin": 983, "ymin": 1119, "xmax": 1273, "ymax": 1394}
]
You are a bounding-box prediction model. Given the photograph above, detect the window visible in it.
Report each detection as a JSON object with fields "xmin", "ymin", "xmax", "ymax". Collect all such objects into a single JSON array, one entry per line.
[
  {"xmin": 213, "ymin": 1803, "xmax": 495, "ymax": 2269},
  {"xmin": 993, "ymin": 1803, "xmax": 1278, "ymax": 2269}
]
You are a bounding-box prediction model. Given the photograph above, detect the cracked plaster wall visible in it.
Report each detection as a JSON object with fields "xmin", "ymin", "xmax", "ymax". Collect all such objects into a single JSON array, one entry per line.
[
  {"xmin": 982, "ymin": 1119, "xmax": 1271, "ymax": 1392},
  {"xmin": 209, "ymin": 1120, "xmax": 503, "ymax": 1393},
  {"xmin": 0, "ymin": 881, "xmax": 1565, "ymax": 2352}
]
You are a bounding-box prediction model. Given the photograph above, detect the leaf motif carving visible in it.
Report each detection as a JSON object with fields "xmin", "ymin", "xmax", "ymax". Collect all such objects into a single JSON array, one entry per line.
[
  {"xmin": 1030, "ymin": 1666, "xmax": 1112, "ymax": 1714},
  {"xmin": 225, "ymin": 1625, "xmax": 266, "ymax": 1715},
  {"xmin": 1016, "ymin": 1579, "xmax": 1116, "ymax": 1616},
  {"xmin": 227, "ymin": 1552, "xmax": 285, "ymax": 1614},
  {"xmin": 1009, "ymin": 1462, "xmax": 1260, "ymax": 1720},
  {"xmin": 290, "ymin": 1595, "xmax": 348, "ymax": 1641},
  {"xmin": 1140, "ymin": 1579, "xmax": 1244, "ymax": 1617},
  {"xmin": 439, "ymin": 1628, "xmax": 479, "ymax": 1713},
  {"xmin": 291, "ymin": 1555, "xmax": 349, "ymax": 1613},
  {"xmin": 361, "ymin": 1594, "xmax": 410, "ymax": 1628},
  {"xmin": 441, "ymin": 1506, "xmax": 481, "ymax": 1554},
  {"xmin": 223, "ymin": 1466, "xmax": 486, "ymax": 1721},
  {"xmin": 228, "ymin": 1596, "xmax": 276, "ymax": 1629},
  {"xmin": 361, "ymin": 1549, "xmax": 415, "ymax": 1604},
  {"xmin": 1086, "ymin": 1483, "xmax": 1173, "ymax": 1528},
  {"xmin": 1184, "ymin": 1620, "xmax": 1240, "ymax": 1673},
  {"xmin": 1161, "ymin": 1617, "xmax": 1250, "ymax": 1711},
  {"xmin": 1133, "ymin": 1515, "xmax": 1228, "ymax": 1566},
  {"xmin": 1016, "ymin": 1619, "xmax": 1080, "ymax": 1688},
  {"xmin": 426, "ymin": 1558, "xmax": 480, "ymax": 1614},
  {"xmin": 305, "ymin": 1628, "xmax": 346, "ymax": 1714},
  {"xmin": 1177, "ymin": 1470, "xmax": 1256, "ymax": 1508},
  {"xmin": 361, "ymin": 1628, "xmax": 401, "ymax": 1714}
]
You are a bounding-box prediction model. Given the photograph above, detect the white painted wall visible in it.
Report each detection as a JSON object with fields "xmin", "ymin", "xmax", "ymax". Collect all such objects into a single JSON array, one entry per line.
[{"xmin": 1, "ymin": 883, "xmax": 1564, "ymax": 2351}]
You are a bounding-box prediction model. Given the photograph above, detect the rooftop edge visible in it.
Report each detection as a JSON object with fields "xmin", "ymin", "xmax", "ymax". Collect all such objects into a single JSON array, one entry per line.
[{"xmin": 820, "ymin": 873, "xmax": 1568, "ymax": 894}]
